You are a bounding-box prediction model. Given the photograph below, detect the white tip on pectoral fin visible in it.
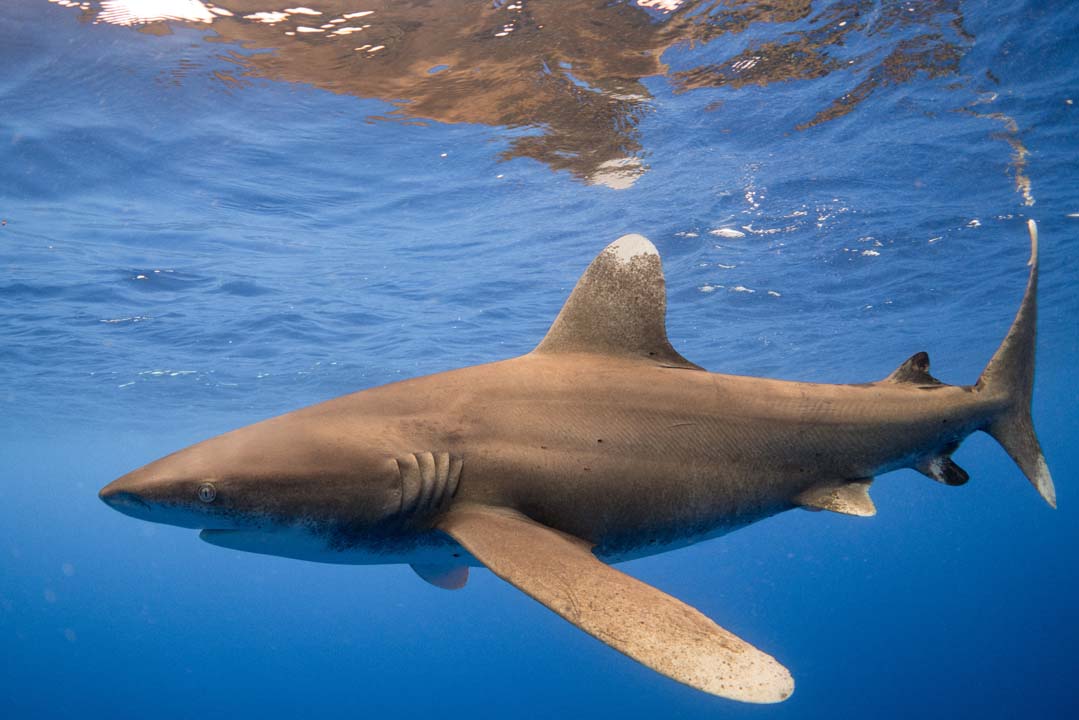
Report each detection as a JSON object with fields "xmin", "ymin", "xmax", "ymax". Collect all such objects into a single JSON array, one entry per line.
[{"xmin": 438, "ymin": 504, "xmax": 794, "ymax": 703}]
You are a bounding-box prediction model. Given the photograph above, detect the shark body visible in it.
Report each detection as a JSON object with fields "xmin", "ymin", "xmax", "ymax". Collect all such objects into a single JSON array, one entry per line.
[{"xmin": 101, "ymin": 225, "xmax": 1054, "ymax": 704}]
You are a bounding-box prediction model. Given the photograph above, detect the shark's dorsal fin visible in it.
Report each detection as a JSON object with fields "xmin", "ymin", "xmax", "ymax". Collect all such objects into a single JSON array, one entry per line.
[
  {"xmin": 533, "ymin": 235, "xmax": 701, "ymax": 369},
  {"xmin": 795, "ymin": 480, "xmax": 876, "ymax": 517},
  {"xmin": 885, "ymin": 351, "xmax": 942, "ymax": 385},
  {"xmin": 438, "ymin": 504, "xmax": 793, "ymax": 703}
]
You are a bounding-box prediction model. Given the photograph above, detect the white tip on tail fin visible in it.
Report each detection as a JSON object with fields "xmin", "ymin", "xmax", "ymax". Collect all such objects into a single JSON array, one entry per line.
[
  {"xmin": 1027, "ymin": 219, "xmax": 1038, "ymax": 266},
  {"xmin": 978, "ymin": 220, "xmax": 1056, "ymax": 508}
]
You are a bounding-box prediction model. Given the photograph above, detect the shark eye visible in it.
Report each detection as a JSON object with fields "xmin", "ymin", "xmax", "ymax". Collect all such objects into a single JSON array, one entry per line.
[{"xmin": 197, "ymin": 482, "xmax": 217, "ymax": 503}]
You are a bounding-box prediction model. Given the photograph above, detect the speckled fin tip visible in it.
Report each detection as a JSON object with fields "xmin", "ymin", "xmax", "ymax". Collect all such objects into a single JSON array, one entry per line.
[
  {"xmin": 533, "ymin": 234, "xmax": 701, "ymax": 368},
  {"xmin": 439, "ymin": 504, "xmax": 795, "ymax": 703}
]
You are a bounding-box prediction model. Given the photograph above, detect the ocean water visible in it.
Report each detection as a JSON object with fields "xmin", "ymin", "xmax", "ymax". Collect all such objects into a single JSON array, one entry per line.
[{"xmin": 2, "ymin": 0, "xmax": 1077, "ymax": 717}]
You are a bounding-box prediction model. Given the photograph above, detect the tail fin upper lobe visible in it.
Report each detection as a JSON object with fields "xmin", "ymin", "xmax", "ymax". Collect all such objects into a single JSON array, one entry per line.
[{"xmin": 977, "ymin": 220, "xmax": 1056, "ymax": 507}]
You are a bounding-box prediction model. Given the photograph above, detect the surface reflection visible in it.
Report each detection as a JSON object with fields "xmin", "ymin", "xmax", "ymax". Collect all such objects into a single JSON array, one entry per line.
[{"xmin": 52, "ymin": 0, "xmax": 973, "ymax": 186}]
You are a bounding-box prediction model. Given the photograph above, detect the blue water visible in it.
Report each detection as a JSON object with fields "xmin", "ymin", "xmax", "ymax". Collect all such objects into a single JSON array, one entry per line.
[{"xmin": 2, "ymin": 0, "xmax": 1077, "ymax": 717}]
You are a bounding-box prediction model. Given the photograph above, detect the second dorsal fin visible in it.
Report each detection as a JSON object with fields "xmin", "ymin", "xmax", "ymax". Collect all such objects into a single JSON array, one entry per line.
[
  {"xmin": 885, "ymin": 351, "xmax": 942, "ymax": 385},
  {"xmin": 532, "ymin": 235, "xmax": 701, "ymax": 369}
]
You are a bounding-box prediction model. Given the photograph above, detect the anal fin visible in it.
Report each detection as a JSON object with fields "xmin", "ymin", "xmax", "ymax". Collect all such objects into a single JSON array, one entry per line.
[
  {"xmin": 411, "ymin": 562, "xmax": 469, "ymax": 590},
  {"xmin": 438, "ymin": 504, "xmax": 793, "ymax": 704},
  {"xmin": 916, "ymin": 456, "xmax": 970, "ymax": 486},
  {"xmin": 795, "ymin": 480, "xmax": 876, "ymax": 517}
]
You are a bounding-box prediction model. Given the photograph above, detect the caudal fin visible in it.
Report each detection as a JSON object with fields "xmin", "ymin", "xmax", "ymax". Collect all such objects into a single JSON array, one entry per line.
[{"xmin": 977, "ymin": 220, "xmax": 1056, "ymax": 508}]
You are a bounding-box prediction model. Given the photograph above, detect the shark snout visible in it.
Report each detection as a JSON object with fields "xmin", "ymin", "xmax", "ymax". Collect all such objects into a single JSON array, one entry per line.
[
  {"xmin": 100, "ymin": 489, "xmax": 151, "ymax": 512},
  {"xmin": 99, "ymin": 463, "xmax": 247, "ymax": 530},
  {"xmin": 99, "ymin": 472, "xmax": 155, "ymax": 520}
]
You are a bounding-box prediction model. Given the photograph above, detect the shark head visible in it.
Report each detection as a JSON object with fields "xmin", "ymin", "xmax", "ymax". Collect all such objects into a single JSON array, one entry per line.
[{"xmin": 99, "ymin": 413, "xmax": 407, "ymax": 545}]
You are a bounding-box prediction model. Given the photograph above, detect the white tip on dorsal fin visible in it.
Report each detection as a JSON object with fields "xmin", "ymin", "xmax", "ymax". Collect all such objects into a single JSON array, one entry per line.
[{"xmin": 532, "ymin": 235, "xmax": 701, "ymax": 368}]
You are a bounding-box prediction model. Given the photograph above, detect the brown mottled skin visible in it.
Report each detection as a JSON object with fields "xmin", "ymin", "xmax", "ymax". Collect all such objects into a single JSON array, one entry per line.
[{"xmin": 184, "ymin": 351, "xmax": 996, "ymax": 557}]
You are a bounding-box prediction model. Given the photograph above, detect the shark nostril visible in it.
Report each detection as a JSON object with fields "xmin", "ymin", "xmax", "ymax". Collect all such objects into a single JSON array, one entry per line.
[{"xmin": 102, "ymin": 491, "xmax": 150, "ymax": 512}]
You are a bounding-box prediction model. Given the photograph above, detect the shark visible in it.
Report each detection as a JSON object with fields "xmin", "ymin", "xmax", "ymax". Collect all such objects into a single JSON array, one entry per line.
[{"xmin": 100, "ymin": 221, "xmax": 1054, "ymax": 704}]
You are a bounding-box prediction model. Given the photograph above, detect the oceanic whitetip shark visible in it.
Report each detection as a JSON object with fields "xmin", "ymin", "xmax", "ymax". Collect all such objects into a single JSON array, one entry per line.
[{"xmin": 100, "ymin": 220, "xmax": 1054, "ymax": 704}]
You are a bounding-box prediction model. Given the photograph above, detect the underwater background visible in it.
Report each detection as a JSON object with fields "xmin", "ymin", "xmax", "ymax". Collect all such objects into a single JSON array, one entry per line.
[{"xmin": 2, "ymin": 0, "xmax": 1077, "ymax": 717}]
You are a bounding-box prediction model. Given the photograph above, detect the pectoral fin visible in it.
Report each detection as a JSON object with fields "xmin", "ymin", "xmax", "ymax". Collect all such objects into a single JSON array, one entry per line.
[
  {"xmin": 437, "ymin": 504, "xmax": 794, "ymax": 704},
  {"xmin": 411, "ymin": 562, "xmax": 469, "ymax": 590}
]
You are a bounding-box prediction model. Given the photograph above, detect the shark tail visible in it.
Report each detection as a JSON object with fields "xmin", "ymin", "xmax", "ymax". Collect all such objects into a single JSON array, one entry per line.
[{"xmin": 976, "ymin": 220, "xmax": 1055, "ymax": 508}]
